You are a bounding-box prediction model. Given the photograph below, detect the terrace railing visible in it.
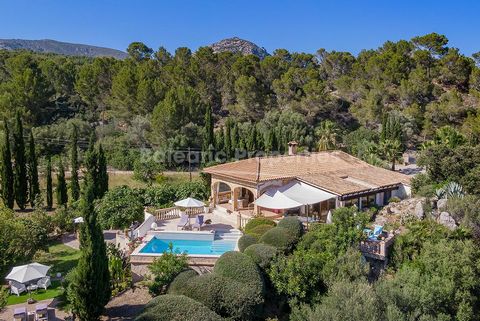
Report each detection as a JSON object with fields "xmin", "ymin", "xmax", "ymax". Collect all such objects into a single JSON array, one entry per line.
[
  {"xmin": 359, "ymin": 234, "xmax": 395, "ymax": 260},
  {"xmin": 153, "ymin": 206, "xmax": 204, "ymax": 221}
]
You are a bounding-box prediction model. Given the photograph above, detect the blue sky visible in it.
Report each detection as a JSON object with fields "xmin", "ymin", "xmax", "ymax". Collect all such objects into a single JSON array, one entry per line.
[{"xmin": 1, "ymin": 0, "xmax": 479, "ymax": 56}]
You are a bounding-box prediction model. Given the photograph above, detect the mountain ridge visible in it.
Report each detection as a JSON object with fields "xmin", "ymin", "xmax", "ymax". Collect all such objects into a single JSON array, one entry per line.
[{"xmin": 0, "ymin": 38, "xmax": 128, "ymax": 59}]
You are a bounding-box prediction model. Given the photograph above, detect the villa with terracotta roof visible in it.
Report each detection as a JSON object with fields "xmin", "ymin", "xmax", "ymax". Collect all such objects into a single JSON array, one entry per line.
[{"xmin": 203, "ymin": 143, "xmax": 411, "ymax": 226}]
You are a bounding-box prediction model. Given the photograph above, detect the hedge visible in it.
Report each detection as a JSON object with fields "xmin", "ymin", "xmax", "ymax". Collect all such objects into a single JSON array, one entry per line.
[
  {"xmin": 167, "ymin": 269, "xmax": 198, "ymax": 293},
  {"xmin": 214, "ymin": 251, "xmax": 265, "ymax": 295},
  {"xmin": 169, "ymin": 273, "xmax": 262, "ymax": 320},
  {"xmin": 277, "ymin": 216, "xmax": 304, "ymax": 239},
  {"xmin": 238, "ymin": 234, "xmax": 258, "ymax": 252},
  {"xmin": 136, "ymin": 294, "xmax": 223, "ymax": 321},
  {"xmin": 259, "ymin": 227, "xmax": 298, "ymax": 252},
  {"xmin": 244, "ymin": 217, "xmax": 276, "ymax": 234},
  {"xmin": 244, "ymin": 243, "xmax": 278, "ymax": 270},
  {"xmin": 247, "ymin": 224, "xmax": 275, "ymax": 238}
]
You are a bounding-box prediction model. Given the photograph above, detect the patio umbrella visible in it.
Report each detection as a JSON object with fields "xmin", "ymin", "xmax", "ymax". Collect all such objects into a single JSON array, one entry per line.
[
  {"xmin": 326, "ymin": 210, "xmax": 333, "ymax": 224},
  {"xmin": 174, "ymin": 197, "xmax": 204, "ymax": 208},
  {"xmin": 6, "ymin": 263, "xmax": 51, "ymax": 284}
]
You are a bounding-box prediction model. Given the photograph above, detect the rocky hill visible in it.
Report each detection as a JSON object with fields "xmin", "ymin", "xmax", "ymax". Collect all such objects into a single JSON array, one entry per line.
[
  {"xmin": 210, "ymin": 37, "xmax": 269, "ymax": 59},
  {"xmin": 0, "ymin": 39, "xmax": 127, "ymax": 59}
]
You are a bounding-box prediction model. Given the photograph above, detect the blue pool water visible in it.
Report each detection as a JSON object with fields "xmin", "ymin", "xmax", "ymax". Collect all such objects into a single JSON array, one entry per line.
[{"xmin": 140, "ymin": 237, "xmax": 237, "ymax": 256}]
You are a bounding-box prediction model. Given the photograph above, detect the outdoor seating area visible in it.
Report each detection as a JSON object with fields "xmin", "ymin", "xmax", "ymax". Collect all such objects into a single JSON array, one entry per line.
[
  {"xmin": 6, "ymin": 263, "xmax": 52, "ymax": 297},
  {"xmin": 12, "ymin": 304, "xmax": 50, "ymax": 321}
]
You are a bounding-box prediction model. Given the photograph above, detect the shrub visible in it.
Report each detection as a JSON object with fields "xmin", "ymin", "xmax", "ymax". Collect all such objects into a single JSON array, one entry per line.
[
  {"xmin": 168, "ymin": 273, "xmax": 263, "ymax": 320},
  {"xmin": 247, "ymin": 224, "xmax": 275, "ymax": 238},
  {"xmin": 244, "ymin": 217, "xmax": 276, "ymax": 234},
  {"xmin": 214, "ymin": 251, "xmax": 265, "ymax": 295},
  {"xmin": 259, "ymin": 227, "xmax": 298, "ymax": 252},
  {"xmin": 238, "ymin": 234, "xmax": 258, "ymax": 252},
  {"xmin": 173, "ymin": 180, "xmax": 209, "ymax": 201},
  {"xmin": 147, "ymin": 244, "xmax": 188, "ymax": 296},
  {"xmin": 96, "ymin": 186, "xmax": 144, "ymax": 229},
  {"xmin": 133, "ymin": 157, "xmax": 165, "ymax": 183},
  {"xmin": 142, "ymin": 185, "xmax": 176, "ymax": 208},
  {"xmin": 167, "ymin": 269, "xmax": 198, "ymax": 293},
  {"xmin": 388, "ymin": 196, "xmax": 401, "ymax": 203},
  {"xmin": 136, "ymin": 294, "xmax": 223, "ymax": 321},
  {"xmin": 244, "ymin": 244, "xmax": 277, "ymax": 270},
  {"xmin": 277, "ymin": 216, "xmax": 304, "ymax": 239}
]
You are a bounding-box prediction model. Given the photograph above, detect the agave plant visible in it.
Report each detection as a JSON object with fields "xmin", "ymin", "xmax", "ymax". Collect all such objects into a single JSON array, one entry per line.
[{"xmin": 436, "ymin": 182, "xmax": 465, "ymax": 199}]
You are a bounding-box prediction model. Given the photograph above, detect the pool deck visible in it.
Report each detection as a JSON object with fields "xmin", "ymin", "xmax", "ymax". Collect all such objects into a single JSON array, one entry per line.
[{"xmin": 130, "ymin": 212, "xmax": 241, "ymax": 268}]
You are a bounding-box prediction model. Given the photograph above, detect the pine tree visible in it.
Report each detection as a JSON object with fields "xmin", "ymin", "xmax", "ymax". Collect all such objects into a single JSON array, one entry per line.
[
  {"xmin": 67, "ymin": 176, "xmax": 111, "ymax": 321},
  {"xmin": 27, "ymin": 132, "xmax": 40, "ymax": 207},
  {"xmin": 46, "ymin": 156, "xmax": 53, "ymax": 210},
  {"xmin": 97, "ymin": 144, "xmax": 108, "ymax": 199},
  {"xmin": 13, "ymin": 112, "xmax": 28, "ymax": 210},
  {"xmin": 1, "ymin": 122, "xmax": 14, "ymax": 209},
  {"xmin": 56, "ymin": 158, "xmax": 68, "ymax": 207},
  {"xmin": 203, "ymin": 106, "xmax": 214, "ymax": 151},
  {"xmin": 70, "ymin": 126, "xmax": 80, "ymax": 201}
]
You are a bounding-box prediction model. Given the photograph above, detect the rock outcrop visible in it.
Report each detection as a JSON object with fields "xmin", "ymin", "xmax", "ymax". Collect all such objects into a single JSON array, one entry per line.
[{"xmin": 210, "ymin": 37, "xmax": 269, "ymax": 59}]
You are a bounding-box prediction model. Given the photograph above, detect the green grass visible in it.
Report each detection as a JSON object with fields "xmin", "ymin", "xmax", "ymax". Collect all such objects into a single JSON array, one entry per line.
[
  {"xmin": 6, "ymin": 242, "xmax": 80, "ymax": 306},
  {"xmin": 35, "ymin": 242, "xmax": 80, "ymax": 276},
  {"xmin": 7, "ymin": 281, "xmax": 64, "ymax": 305}
]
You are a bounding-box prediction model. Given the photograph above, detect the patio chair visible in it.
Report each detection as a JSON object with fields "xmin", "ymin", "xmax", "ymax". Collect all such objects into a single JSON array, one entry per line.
[
  {"xmin": 13, "ymin": 307, "xmax": 27, "ymax": 321},
  {"xmin": 9, "ymin": 281, "xmax": 26, "ymax": 296},
  {"xmin": 37, "ymin": 276, "xmax": 51, "ymax": 290},
  {"xmin": 35, "ymin": 304, "xmax": 48, "ymax": 321},
  {"xmin": 192, "ymin": 215, "xmax": 204, "ymax": 231},
  {"xmin": 176, "ymin": 214, "xmax": 189, "ymax": 230}
]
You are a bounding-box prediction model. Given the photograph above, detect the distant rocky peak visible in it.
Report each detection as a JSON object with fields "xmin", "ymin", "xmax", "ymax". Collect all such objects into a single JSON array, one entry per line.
[{"xmin": 210, "ymin": 37, "xmax": 269, "ymax": 59}]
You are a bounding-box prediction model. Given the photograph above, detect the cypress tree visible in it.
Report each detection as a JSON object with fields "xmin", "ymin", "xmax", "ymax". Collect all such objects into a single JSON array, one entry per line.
[
  {"xmin": 28, "ymin": 132, "xmax": 40, "ymax": 207},
  {"xmin": 97, "ymin": 144, "xmax": 108, "ymax": 199},
  {"xmin": 13, "ymin": 112, "xmax": 28, "ymax": 210},
  {"xmin": 56, "ymin": 158, "xmax": 68, "ymax": 207},
  {"xmin": 1, "ymin": 123, "xmax": 14, "ymax": 209},
  {"xmin": 224, "ymin": 121, "xmax": 232, "ymax": 159},
  {"xmin": 46, "ymin": 156, "xmax": 53, "ymax": 210},
  {"xmin": 70, "ymin": 126, "xmax": 80, "ymax": 201},
  {"xmin": 67, "ymin": 176, "xmax": 111, "ymax": 320},
  {"xmin": 215, "ymin": 126, "xmax": 224, "ymax": 152},
  {"xmin": 203, "ymin": 106, "xmax": 214, "ymax": 151},
  {"xmin": 231, "ymin": 123, "xmax": 239, "ymax": 155},
  {"xmin": 84, "ymin": 133, "xmax": 98, "ymax": 193},
  {"xmin": 247, "ymin": 124, "xmax": 258, "ymax": 154}
]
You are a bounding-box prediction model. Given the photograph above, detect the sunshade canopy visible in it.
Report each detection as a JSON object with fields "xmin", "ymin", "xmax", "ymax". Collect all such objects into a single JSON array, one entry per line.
[
  {"xmin": 73, "ymin": 217, "xmax": 84, "ymax": 223},
  {"xmin": 6, "ymin": 263, "xmax": 51, "ymax": 284},
  {"xmin": 255, "ymin": 181, "xmax": 336, "ymax": 210},
  {"xmin": 174, "ymin": 197, "xmax": 205, "ymax": 208}
]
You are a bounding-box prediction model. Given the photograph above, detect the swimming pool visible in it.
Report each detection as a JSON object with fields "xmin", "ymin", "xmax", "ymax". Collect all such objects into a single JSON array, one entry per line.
[{"xmin": 138, "ymin": 231, "xmax": 239, "ymax": 256}]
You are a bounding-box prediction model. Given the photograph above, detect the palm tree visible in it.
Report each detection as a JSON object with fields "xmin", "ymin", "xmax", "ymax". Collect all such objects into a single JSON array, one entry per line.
[
  {"xmin": 316, "ymin": 120, "xmax": 339, "ymax": 151},
  {"xmin": 380, "ymin": 139, "xmax": 402, "ymax": 171}
]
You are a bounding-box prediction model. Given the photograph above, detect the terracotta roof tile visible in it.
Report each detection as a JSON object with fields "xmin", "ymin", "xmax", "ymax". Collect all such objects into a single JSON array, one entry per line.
[{"xmin": 203, "ymin": 151, "xmax": 411, "ymax": 195}]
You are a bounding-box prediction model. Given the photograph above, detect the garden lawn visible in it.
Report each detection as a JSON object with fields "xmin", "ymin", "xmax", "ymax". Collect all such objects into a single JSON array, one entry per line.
[
  {"xmin": 7, "ymin": 281, "xmax": 63, "ymax": 305},
  {"xmin": 6, "ymin": 241, "xmax": 80, "ymax": 306}
]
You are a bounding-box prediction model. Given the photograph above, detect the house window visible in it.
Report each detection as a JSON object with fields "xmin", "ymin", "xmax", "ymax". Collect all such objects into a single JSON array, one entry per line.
[{"xmin": 344, "ymin": 198, "xmax": 358, "ymax": 207}]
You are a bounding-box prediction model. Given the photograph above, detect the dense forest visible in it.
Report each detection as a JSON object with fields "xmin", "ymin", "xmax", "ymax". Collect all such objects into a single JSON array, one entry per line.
[{"xmin": 1, "ymin": 32, "xmax": 479, "ymax": 170}]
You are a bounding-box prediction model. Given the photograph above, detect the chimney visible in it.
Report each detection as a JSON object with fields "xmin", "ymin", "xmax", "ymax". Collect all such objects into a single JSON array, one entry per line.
[{"xmin": 288, "ymin": 141, "xmax": 298, "ymax": 156}]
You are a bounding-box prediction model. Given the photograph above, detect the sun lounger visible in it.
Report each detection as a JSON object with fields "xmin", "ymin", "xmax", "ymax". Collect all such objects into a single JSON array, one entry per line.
[
  {"xmin": 366, "ymin": 225, "xmax": 383, "ymax": 241},
  {"xmin": 192, "ymin": 215, "xmax": 204, "ymax": 231},
  {"xmin": 9, "ymin": 281, "xmax": 26, "ymax": 296},
  {"xmin": 37, "ymin": 276, "xmax": 51, "ymax": 290},
  {"xmin": 35, "ymin": 304, "xmax": 48, "ymax": 321},
  {"xmin": 176, "ymin": 214, "xmax": 189, "ymax": 230},
  {"xmin": 13, "ymin": 307, "xmax": 27, "ymax": 321}
]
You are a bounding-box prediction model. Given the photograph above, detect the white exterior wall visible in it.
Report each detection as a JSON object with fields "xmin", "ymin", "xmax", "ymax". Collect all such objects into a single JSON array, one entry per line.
[{"xmin": 392, "ymin": 184, "xmax": 411, "ymax": 199}]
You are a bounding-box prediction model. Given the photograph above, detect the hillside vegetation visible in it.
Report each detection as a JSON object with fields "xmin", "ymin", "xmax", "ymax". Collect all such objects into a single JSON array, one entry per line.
[{"xmin": 0, "ymin": 33, "xmax": 479, "ymax": 170}]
